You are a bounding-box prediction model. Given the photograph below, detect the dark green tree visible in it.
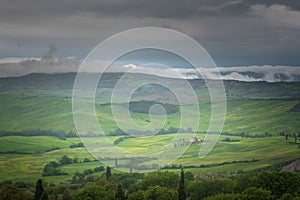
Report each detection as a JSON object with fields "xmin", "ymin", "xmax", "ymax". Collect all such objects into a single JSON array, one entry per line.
[
  {"xmin": 41, "ymin": 192, "xmax": 49, "ymax": 200},
  {"xmin": 187, "ymin": 178, "xmax": 235, "ymax": 199},
  {"xmin": 128, "ymin": 186, "xmax": 177, "ymax": 200},
  {"xmin": 94, "ymin": 166, "xmax": 105, "ymax": 172},
  {"xmin": 140, "ymin": 171, "xmax": 179, "ymax": 190},
  {"xmin": 34, "ymin": 179, "xmax": 44, "ymax": 200},
  {"xmin": 115, "ymin": 184, "xmax": 126, "ymax": 200},
  {"xmin": 280, "ymin": 193, "xmax": 294, "ymax": 200},
  {"xmin": 60, "ymin": 155, "xmax": 72, "ymax": 165},
  {"xmin": 73, "ymin": 185, "xmax": 112, "ymax": 200},
  {"xmin": 240, "ymin": 187, "xmax": 272, "ymax": 200},
  {"xmin": 0, "ymin": 184, "xmax": 29, "ymax": 200},
  {"xmin": 63, "ymin": 190, "xmax": 72, "ymax": 200},
  {"xmin": 106, "ymin": 166, "xmax": 112, "ymax": 180},
  {"xmin": 178, "ymin": 168, "xmax": 186, "ymax": 200}
]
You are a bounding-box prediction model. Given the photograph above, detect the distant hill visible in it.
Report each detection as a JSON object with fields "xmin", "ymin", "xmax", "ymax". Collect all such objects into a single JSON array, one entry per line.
[
  {"xmin": 0, "ymin": 73, "xmax": 299, "ymax": 134},
  {"xmin": 0, "ymin": 73, "xmax": 300, "ymax": 101}
]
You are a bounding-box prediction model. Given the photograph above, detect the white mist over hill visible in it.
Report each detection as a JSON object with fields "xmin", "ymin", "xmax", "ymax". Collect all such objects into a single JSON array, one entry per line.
[{"xmin": 0, "ymin": 57, "xmax": 299, "ymax": 82}]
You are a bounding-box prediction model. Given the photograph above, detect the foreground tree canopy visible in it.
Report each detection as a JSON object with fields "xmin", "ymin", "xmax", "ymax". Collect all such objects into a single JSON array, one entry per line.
[{"xmin": 0, "ymin": 170, "xmax": 299, "ymax": 200}]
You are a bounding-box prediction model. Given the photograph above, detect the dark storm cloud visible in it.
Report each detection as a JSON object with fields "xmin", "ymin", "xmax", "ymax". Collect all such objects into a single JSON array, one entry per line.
[
  {"xmin": 0, "ymin": 0, "xmax": 252, "ymax": 21},
  {"xmin": 0, "ymin": 0, "xmax": 299, "ymax": 67},
  {"xmin": 0, "ymin": 0, "xmax": 298, "ymax": 23},
  {"xmin": 1, "ymin": 0, "xmax": 297, "ymax": 22}
]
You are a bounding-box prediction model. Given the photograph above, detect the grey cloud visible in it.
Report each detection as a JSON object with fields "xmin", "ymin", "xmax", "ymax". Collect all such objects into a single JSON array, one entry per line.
[
  {"xmin": 0, "ymin": 0, "xmax": 299, "ymax": 66},
  {"xmin": 0, "ymin": 0, "xmax": 253, "ymax": 23},
  {"xmin": 0, "ymin": 0, "xmax": 298, "ymax": 23}
]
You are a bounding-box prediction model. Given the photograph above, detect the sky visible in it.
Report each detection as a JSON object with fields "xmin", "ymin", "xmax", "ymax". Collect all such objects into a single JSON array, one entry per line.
[{"xmin": 0, "ymin": 0, "xmax": 300, "ymax": 78}]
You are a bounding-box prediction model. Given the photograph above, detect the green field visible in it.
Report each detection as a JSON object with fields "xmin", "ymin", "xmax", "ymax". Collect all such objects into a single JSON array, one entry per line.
[
  {"xmin": 0, "ymin": 136, "xmax": 79, "ymax": 153},
  {"xmin": 0, "ymin": 94, "xmax": 299, "ymax": 134},
  {"xmin": 0, "ymin": 73, "xmax": 299, "ymax": 187},
  {"xmin": 0, "ymin": 134, "xmax": 298, "ymax": 184}
]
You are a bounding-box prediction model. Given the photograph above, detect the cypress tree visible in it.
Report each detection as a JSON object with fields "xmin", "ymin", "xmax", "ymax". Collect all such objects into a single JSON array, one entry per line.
[
  {"xmin": 34, "ymin": 179, "xmax": 44, "ymax": 200},
  {"xmin": 106, "ymin": 166, "xmax": 112, "ymax": 180},
  {"xmin": 41, "ymin": 192, "xmax": 49, "ymax": 200},
  {"xmin": 178, "ymin": 168, "xmax": 186, "ymax": 200}
]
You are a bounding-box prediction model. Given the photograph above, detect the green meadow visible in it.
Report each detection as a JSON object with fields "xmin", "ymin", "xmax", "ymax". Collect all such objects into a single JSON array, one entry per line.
[
  {"xmin": 0, "ymin": 73, "xmax": 299, "ymax": 185},
  {"xmin": 0, "ymin": 134, "xmax": 299, "ymax": 184},
  {"xmin": 0, "ymin": 94, "xmax": 299, "ymax": 134}
]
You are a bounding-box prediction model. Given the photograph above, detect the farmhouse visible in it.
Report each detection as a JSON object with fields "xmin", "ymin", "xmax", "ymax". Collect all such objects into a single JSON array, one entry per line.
[{"xmin": 189, "ymin": 137, "xmax": 202, "ymax": 143}]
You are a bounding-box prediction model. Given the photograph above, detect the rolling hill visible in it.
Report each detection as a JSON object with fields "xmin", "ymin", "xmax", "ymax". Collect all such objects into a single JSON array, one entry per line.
[{"xmin": 0, "ymin": 73, "xmax": 299, "ymax": 134}]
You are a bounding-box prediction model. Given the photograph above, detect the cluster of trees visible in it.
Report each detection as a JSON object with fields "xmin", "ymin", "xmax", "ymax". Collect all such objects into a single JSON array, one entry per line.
[
  {"xmin": 42, "ymin": 155, "xmax": 97, "ymax": 176},
  {"xmin": 58, "ymin": 155, "xmax": 95, "ymax": 165},
  {"xmin": 281, "ymin": 132, "xmax": 299, "ymax": 144},
  {"xmin": 71, "ymin": 166, "xmax": 105, "ymax": 184},
  {"xmin": 0, "ymin": 129, "xmax": 78, "ymax": 139},
  {"xmin": 129, "ymin": 101, "xmax": 179, "ymax": 115},
  {"xmin": 187, "ymin": 171, "xmax": 300, "ymax": 199},
  {"xmin": 1, "ymin": 128, "xmax": 298, "ymax": 139},
  {"xmin": 109, "ymin": 128, "xmax": 299, "ymax": 139},
  {"xmin": 42, "ymin": 161, "xmax": 67, "ymax": 176},
  {"xmin": 1, "ymin": 169, "xmax": 299, "ymax": 200},
  {"xmin": 219, "ymin": 131, "xmax": 300, "ymax": 140},
  {"xmin": 69, "ymin": 142, "xmax": 84, "ymax": 148},
  {"xmin": 221, "ymin": 131, "xmax": 274, "ymax": 138},
  {"xmin": 163, "ymin": 159, "xmax": 259, "ymax": 170},
  {"xmin": 221, "ymin": 137, "xmax": 240, "ymax": 142}
]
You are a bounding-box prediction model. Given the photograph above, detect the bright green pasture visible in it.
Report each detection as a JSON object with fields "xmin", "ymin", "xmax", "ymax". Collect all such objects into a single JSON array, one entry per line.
[
  {"xmin": 0, "ymin": 134, "xmax": 298, "ymax": 184},
  {"xmin": 116, "ymin": 134, "xmax": 300, "ymax": 172}
]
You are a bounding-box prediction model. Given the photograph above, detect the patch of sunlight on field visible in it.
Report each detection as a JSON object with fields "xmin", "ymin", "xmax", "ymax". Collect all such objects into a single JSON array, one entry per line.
[{"xmin": 0, "ymin": 134, "xmax": 299, "ymax": 182}]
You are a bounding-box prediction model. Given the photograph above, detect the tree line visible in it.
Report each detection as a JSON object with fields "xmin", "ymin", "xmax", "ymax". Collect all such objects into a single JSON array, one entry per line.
[
  {"xmin": 1, "ymin": 168, "xmax": 299, "ymax": 199},
  {"xmin": 1, "ymin": 128, "xmax": 299, "ymax": 139},
  {"xmin": 42, "ymin": 155, "xmax": 97, "ymax": 177},
  {"xmin": 0, "ymin": 130, "xmax": 78, "ymax": 139}
]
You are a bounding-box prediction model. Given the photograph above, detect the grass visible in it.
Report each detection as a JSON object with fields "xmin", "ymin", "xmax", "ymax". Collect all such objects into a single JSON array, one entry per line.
[
  {"xmin": 116, "ymin": 134, "xmax": 300, "ymax": 172},
  {"xmin": 0, "ymin": 94, "xmax": 299, "ymax": 134},
  {"xmin": 0, "ymin": 136, "xmax": 79, "ymax": 153},
  {"xmin": 0, "ymin": 134, "xmax": 298, "ymax": 184},
  {"xmin": 0, "ymin": 94, "xmax": 75, "ymax": 132},
  {"xmin": 176, "ymin": 135, "xmax": 300, "ymax": 171},
  {"xmin": 0, "ymin": 93, "xmax": 299, "ymax": 184}
]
